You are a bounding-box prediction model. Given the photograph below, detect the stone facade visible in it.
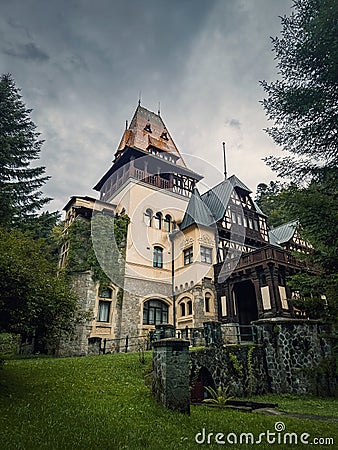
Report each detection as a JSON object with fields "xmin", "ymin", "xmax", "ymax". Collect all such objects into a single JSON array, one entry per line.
[
  {"xmin": 152, "ymin": 338, "xmax": 190, "ymax": 414},
  {"xmin": 254, "ymin": 318, "xmax": 336, "ymax": 396},
  {"xmin": 57, "ymin": 271, "xmax": 96, "ymax": 356},
  {"xmin": 121, "ymin": 277, "xmax": 172, "ymax": 338}
]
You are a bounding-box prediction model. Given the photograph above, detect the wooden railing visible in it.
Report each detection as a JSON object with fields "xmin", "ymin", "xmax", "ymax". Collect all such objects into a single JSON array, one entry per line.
[
  {"xmin": 102, "ymin": 165, "xmax": 188, "ymax": 201},
  {"xmin": 229, "ymin": 247, "xmax": 304, "ymax": 272}
]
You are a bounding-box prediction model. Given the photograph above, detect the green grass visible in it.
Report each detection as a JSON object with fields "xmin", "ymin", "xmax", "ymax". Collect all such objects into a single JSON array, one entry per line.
[
  {"xmin": 0, "ymin": 352, "xmax": 337, "ymax": 450},
  {"xmin": 247, "ymin": 393, "xmax": 338, "ymax": 418}
]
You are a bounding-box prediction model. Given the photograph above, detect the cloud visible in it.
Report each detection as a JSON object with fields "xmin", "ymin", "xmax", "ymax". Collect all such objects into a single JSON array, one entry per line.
[
  {"xmin": 226, "ymin": 119, "xmax": 241, "ymax": 129},
  {"xmin": 3, "ymin": 42, "xmax": 49, "ymax": 62},
  {"xmin": 0, "ymin": 0, "xmax": 294, "ymax": 214}
]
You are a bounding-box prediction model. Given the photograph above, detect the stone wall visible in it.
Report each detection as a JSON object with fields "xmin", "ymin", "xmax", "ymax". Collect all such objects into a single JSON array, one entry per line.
[
  {"xmin": 152, "ymin": 338, "xmax": 190, "ymax": 414},
  {"xmin": 57, "ymin": 271, "xmax": 97, "ymax": 356},
  {"xmin": 151, "ymin": 319, "xmax": 336, "ymax": 414},
  {"xmin": 120, "ymin": 277, "xmax": 171, "ymax": 337},
  {"xmin": 254, "ymin": 318, "xmax": 336, "ymax": 396},
  {"xmin": 190, "ymin": 344, "xmax": 269, "ymax": 398}
]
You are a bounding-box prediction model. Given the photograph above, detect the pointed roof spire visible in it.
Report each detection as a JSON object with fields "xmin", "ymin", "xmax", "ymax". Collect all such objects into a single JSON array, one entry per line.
[
  {"xmin": 222, "ymin": 142, "xmax": 227, "ymax": 179},
  {"xmin": 115, "ymin": 104, "xmax": 188, "ymax": 167}
]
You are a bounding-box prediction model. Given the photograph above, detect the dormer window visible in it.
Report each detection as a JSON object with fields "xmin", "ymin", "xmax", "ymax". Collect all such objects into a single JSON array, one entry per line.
[
  {"xmin": 144, "ymin": 123, "xmax": 152, "ymax": 133},
  {"xmin": 160, "ymin": 131, "xmax": 168, "ymax": 140}
]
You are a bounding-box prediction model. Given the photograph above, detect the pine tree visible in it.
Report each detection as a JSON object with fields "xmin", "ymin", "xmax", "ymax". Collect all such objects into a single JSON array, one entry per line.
[
  {"xmin": 0, "ymin": 73, "xmax": 51, "ymax": 228},
  {"xmin": 261, "ymin": 0, "xmax": 338, "ymax": 321},
  {"xmin": 261, "ymin": 0, "xmax": 338, "ymax": 180}
]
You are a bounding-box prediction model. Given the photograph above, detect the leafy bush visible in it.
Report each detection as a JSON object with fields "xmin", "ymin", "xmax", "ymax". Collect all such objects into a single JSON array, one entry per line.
[
  {"xmin": 203, "ymin": 386, "xmax": 234, "ymax": 407},
  {"xmin": 0, "ymin": 333, "xmax": 20, "ymax": 367}
]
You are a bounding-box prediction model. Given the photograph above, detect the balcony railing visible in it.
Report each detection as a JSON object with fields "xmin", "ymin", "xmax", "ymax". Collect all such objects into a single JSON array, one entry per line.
[
  {"xmin": 101, "ymin": 164, "xmax": 190, "ymax": 201},
  {"xmin": 217, "ymin": 246, "xmax": 306, "ymax": 277}
]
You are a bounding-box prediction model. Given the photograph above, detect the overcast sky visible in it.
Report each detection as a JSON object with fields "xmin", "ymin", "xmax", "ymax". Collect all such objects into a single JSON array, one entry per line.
[{"xmin": 1, "ymin": 0, "xmax": 293, "ymax": 214}]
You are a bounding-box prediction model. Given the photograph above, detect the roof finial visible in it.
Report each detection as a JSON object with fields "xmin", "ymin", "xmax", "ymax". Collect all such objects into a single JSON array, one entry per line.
[
  {"xmin": 138, "ymin": 91, "xmax": 142, "ymax": 106},
  {"xmin": 222, "ymin": 142, "xmax": 227, "ymax": 179},
  {"xmin": 125, "ymin": 120, "xmax": 128, "ymax": 130},
  {"xmin": 158, "ymin": 101, "xmax": 161, "ymax": 115}
]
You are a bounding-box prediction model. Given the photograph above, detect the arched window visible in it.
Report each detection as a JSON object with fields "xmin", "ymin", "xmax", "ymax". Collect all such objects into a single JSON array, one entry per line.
[
  {"xmin": 163, "ymin": 214, "xmax": 171, "ymax": 232},
  {"xmin": 187, "ymin": 300, "xmax": 193, "ymax": 315},
  {"xmin": 98, "ymin": 287, "xmax": 112, "ymax": 298},
  {"xmin": 205, "ymin": 294, "xmax": 211, "ymax": 313},
  {"xmin": 180, "ymin": 303, "xmax": 186, "ymax": 317},
  {"xmin": 144, "ymin": 208, "xmax": 152, "ymax": 226},
  {"xmin": 143, "ymin": 299, "xmax": 168, "ymax": 325},
  {"xmin": 154, "ymin": 212, "xmax": 162, "ymax": 229},
  {"xmin": 153, "ymin": 246, "xmax": 163, "ymax": 268}
]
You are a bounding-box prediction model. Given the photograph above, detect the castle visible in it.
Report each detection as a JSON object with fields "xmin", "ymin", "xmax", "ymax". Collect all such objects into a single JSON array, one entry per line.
[{"xmin": 59, "ymin": 104, "xmax": 310, "ymax": 355}]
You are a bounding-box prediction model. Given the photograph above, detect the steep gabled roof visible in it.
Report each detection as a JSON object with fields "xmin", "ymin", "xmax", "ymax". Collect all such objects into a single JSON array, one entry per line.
[
  {"xmin": 201, "ymin": 179, "xmax": 233, "ymax": 222},
  {"xmin": 115, "ymin": 105, "xmax": 187, "ymax": 167},
  {"xmin": 201, "ymin": 174, "xmax": 267, "ymax": 223},
  {"xmin": 269, "ymin": 220, "xmax": 298, "ymax": 246},
  {"xmin": 253, "ymin": 200, "xmax": 267, "ymax": 217},
  {"xmin": 180, "ymin": 188, "xmax": 215, "ymax": 231},
  {"xmin": 228, "ymin": 174, "xmax": 251, "ymax": 193}
]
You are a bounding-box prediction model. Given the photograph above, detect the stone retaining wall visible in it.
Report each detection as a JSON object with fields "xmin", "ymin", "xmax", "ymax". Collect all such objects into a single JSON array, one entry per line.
[
  {"xmin": 254, "ymin": 318, "xmax": 336, "ymax": 396},
  {"xmin": 190, "ymin": 344, "xmax": 269, "ymax": 397}
]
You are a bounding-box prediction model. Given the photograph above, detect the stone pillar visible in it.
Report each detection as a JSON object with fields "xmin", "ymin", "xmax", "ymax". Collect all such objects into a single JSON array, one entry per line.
[
  {"xmin": 152, "ymin": 339, "xmax": 190, "ymax": 414},
  {"xmin": 191, "ymin": 285, "xmax": 204, "ymax": 328}
]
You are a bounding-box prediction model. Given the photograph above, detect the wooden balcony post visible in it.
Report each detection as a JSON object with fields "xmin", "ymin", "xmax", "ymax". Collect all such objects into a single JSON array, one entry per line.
[{"xmin": 130, "ymin": 157, "xmax": 135, "ymax": 177}]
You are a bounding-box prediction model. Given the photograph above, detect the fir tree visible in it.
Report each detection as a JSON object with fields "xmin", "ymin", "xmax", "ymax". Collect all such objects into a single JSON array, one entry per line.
[
  {"xmin": 261, "ymin": 0, "xmax": 338, "ymax": 180},
  {"xmin": 261, "ymin": 0, "xmax": 338, "ymax": 321},
  {"xmin": 0, "ymin": 73, "xmax": 51, "ymax": 228}
]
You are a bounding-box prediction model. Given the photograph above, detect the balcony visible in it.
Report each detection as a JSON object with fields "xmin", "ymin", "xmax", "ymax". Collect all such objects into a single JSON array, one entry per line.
[
  {"xmin": 216, "ymin": 245, "xmax": 307, "ymax": 279},
  {"xmin": 101, "ymin": 163, "xmax": 192, "ymax": 201}
]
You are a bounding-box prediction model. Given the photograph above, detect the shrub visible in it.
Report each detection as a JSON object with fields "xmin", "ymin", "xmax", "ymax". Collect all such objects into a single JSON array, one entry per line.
[{"xmin": 0, "ymin": 333, "xmax": 20, "ymax": 367}]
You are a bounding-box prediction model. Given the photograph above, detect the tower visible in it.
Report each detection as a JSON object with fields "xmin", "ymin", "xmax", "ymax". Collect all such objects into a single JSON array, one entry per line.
[
  {"xmin": 60, "ymin": 103, "xmax": 312, "ymax": 356},
  {"xmin": 93, "ymin": 104, "xmax": 203, "ymax": 338}
]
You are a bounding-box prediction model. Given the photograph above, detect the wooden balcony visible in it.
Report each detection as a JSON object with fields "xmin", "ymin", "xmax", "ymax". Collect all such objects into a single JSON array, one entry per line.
[
  {"xmin": 216, "ymin": 245, "xmax": 307, "ymax": 279},
  {"xmin": 237, "ymin": 246, "xmax": 303, "ymax": 269},
  {"xmin": 101, "ymin": 163, "xmax": 193, "ymax": 201}
]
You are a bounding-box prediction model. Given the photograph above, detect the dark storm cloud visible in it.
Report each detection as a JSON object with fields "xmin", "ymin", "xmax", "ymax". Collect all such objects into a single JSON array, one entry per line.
[
  {"xmin": 3, "ymin": 42, "xmax": 49, "ymax": 62},
  {"xmin": 0, "ymin": 0, "xmax": 293, "ymax": 212}
]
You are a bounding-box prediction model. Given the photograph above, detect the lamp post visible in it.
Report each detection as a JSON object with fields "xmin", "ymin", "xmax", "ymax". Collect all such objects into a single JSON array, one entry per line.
[{"xmin": 169, "ymin": 229, "xmax": 180, "ymax": 335}]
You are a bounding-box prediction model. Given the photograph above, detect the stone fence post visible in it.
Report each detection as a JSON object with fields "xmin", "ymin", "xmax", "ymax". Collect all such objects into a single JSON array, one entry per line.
[{"xmin": 152, "ymin": 339, "xmax": 190, "ymax": 414}]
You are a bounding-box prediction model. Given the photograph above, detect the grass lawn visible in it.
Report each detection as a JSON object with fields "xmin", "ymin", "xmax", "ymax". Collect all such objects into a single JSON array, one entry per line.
[{"xmin": 0, "ymin": 352, "xmax": 337, "ymax": 450}]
